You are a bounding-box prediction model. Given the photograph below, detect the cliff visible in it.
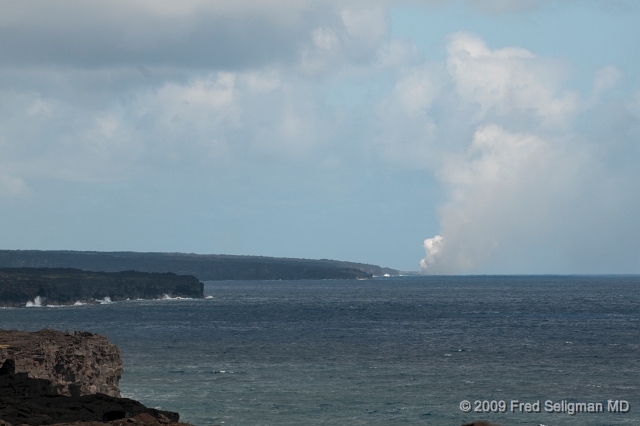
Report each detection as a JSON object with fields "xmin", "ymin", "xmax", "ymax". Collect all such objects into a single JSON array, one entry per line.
[
  {"xmin": 0, "ymin": 329, "xmax": 185, "ymax": 426},
  {"xmin": 0, "ymin": 268, "xmax": 204, "ymax": 307},
  {"xmin": 0, "ymin": 368, "xmax": 180, "ymax": 425},
  {"xmin": 0, "ymin": 329, "xmax": 123, "ymax": 397},
  {"xmin": 0, "ymin": 250, "xmax": 399, "ymax": 280}
]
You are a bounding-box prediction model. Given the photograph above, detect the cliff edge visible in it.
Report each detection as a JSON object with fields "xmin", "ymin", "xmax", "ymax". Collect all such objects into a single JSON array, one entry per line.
[
  {"xmin": 0, "ymin": 329, "xmax": 123, "ymax": 397},
  {"xmin": 0, "ymin": 268, "xmax": 204, "ymax": 307}
]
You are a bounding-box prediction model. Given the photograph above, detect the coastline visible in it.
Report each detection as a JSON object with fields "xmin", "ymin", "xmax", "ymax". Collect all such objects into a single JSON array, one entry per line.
[{"xmin": 0, "ymin": 268, "xmax": 204, "ymax": 308}]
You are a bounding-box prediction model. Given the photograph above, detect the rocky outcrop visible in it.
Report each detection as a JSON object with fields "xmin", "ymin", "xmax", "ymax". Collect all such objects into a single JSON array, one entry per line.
[
  {"xmin": 0, "ymin": 268, "xmax": 204, "ymax": 307},
  {"xmin": 0, "ymin": 329, "xmax": 122, "ymax": 397},
  {"xmin": 0, "ymin": 361, "xmax": 180, "ymax": 425},
  {"xmin": 2, "ymin": 415, "xmax": 193, "ymax": 426},
  {"xmin": 0, "ymin": 329, "xmax": 194, "ymax": 426}
]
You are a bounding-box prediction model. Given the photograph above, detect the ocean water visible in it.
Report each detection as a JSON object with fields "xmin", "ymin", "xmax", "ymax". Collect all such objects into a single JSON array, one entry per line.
[{"xmin": 1, "ymin": 276, "xmax": 639, "ymax": 426}]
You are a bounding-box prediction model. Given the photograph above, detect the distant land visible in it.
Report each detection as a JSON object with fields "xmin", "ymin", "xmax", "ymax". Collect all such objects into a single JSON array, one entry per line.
[
  {"xmin": 0, "ymin": 268, "xmax": 204, "ymax": 307},
  {"xmin": 0, "ymin": 250, "xmax": 399, "ymax": 281}
]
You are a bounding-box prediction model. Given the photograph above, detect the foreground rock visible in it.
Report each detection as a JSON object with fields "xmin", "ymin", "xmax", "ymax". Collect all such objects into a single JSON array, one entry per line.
[
  {"xmin": 0, "ymin": 329, "xmax": 122, "ymax": 397},
  {"xmin": 2, "ymin": 415, "xmax": 193, "ymax": 426},
  {"xmin": 0, "ymin": 361, "xmax": 180, "ymax": 425},
  {"xmin": 0, "ymin": 329, "xmax": 188, "ymax": 426},
  {"xmin": 0, "ymin": 268, "xmax": 204, "ymax": 307}
]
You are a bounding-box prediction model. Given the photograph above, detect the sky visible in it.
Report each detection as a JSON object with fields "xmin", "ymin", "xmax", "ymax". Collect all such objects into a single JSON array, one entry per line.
[{"xmin": 1, "ymin": 0, "xmax": 639, "ymax": 274}]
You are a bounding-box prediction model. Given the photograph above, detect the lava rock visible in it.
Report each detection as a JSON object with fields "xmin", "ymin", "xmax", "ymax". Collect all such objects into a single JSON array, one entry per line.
[
  {"xmin": 0, "ymin": 369, "xmax": 179, "ymax": 425},
  {"xmin": 0, "ymin": 268, "xmax": 204, "ymax": 307},
  {"xmin": 0, "ymin": 329, "xmax": 123, "ymax": 397}
]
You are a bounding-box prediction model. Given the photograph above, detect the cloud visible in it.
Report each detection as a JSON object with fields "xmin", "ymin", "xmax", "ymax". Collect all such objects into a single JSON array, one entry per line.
[
  {"xmin": 0, "ymin": 86, "xmax": 144, "ymax": 184},
  {"xmin": 0, "ymin": 0, "xmax": 330, "ymax": 69},
  {"xmin": 0, "ymin": 1, "xmax": 401, "ymax": 180},
  {"xmin": 0, "ymin": 0, "xmax": 397, "ymax": 71},
  {"xmin": 0, "ymin": 2, "xmax": 638, "ymax": 272},
  {"xmin": 373, "ymin": 63, "xmax": 441, "ymax": 167},
  {"xmin": 446, "ymin": 32, "xmax": 578, "ymax": 128},
  {"xmin": 299, "ymin": 4, "xmax": 391, "ymax": 75},
  {"xmin": 463, "ymin": 0, "xmax": 565, "ymax": 14}
]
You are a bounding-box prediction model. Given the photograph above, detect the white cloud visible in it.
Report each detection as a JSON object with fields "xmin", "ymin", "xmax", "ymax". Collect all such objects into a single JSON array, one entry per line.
[
  {"xmin": 0, "ymin": 1, "xmax": 638, "ymax": 272},
  {"xmin": 341, "ymin": 6, "xmax": 388, "ymax": 47},
  {"xmin": 446, "ymin": 32, "xmax": 578, "ymax": 127},
  {"xmin": 149, "ymin": 73, "xmax": 241, "ymax": 141},
  {"xmin": 373, "ymin": 64, "xmax": 441, "ymax": 167},
  {"xmin": 463, "ymin": 0, "xmax": 562, "ymax": 13}
]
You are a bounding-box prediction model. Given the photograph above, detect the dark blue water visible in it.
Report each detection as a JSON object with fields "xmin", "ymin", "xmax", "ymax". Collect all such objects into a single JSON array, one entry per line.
[{"xmin": 1, "ymin": 276, "xmax": 639, "ymax": 425}]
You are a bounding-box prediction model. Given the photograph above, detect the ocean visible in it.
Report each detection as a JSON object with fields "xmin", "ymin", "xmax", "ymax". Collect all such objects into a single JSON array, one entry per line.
[{"xmin": 1, "ymin": 276, "xmax": 639, "ymax": 426}]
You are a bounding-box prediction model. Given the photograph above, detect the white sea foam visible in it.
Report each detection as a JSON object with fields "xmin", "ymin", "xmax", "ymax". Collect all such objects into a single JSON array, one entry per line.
[
  {"xmin": 74, "ymin": 301, "xmax": 87, "ymax": 306},
  {"xmin": 26, "ymin": 296, "xmax": 44, "ymax": 307},
  {"xmin": 161, "ymin": 294, "xmax": 193, "ymax": 300},
  {"xmin": 205, "ymin": 296, "xmax": 213, "ymax": 299},
  {"xmin": 98, "ymin": 296, "xmax": 112, "ymax": 304}
]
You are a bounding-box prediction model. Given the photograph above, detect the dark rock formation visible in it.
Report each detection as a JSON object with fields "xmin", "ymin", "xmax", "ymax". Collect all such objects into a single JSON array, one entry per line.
[
  {"xmin": 0, "ymin": 361, "xmax": 179, "ymax": 425},
  {"xmin": 0, "ymin": 250, "xmax": 399, "ymax": 280},
  {"xmin": 0, "ymin": 329, "xmax": 123, "ymax": 397},
  {"xmin": 0, "ymin": 268, "xmax": 204, "ymax": 307},
  {"xmin": 0, "ymin": 329, "xmax": 193, "ymax": 426},
  {"xmin": 30, "ymin": 415, "xmax": 194, "ymax": 426}
]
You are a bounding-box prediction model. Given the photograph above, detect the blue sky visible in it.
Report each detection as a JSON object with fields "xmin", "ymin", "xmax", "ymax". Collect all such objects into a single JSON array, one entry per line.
[{"xmin": 1, "ymin": 0, "xmax": 639, "ymax": 273}]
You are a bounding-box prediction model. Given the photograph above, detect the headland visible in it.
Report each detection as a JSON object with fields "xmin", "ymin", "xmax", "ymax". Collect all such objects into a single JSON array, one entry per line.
[
  {"xmin": 0, "ymin": 268, "xmax": 204, "ymax": 307},
  {"xmin": 0, "ymin": 250, "xmax": 398, "ymax": 281}
]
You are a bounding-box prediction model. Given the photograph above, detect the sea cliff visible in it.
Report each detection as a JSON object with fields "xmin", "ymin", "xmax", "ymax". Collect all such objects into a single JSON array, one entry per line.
[
  {"xmin": 0, "ymin": 268, "xmax": 204, "ymax": 307},
  {"xmin": 0, "ymin": 329, "xmax": 187, "ymax": 426},
  {"xmin": 0, "ymin": 329, "xmax": 122, "ymax": 397}
]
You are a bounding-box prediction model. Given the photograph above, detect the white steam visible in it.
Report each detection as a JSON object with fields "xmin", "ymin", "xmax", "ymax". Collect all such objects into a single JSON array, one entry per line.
[
  {"xmin": 419, "ymin": 235, "xmax": 443, "ymax": 272},
  {"xmin": 410, "ymin": 33, "xmax": 640, "ymax": 274}
]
